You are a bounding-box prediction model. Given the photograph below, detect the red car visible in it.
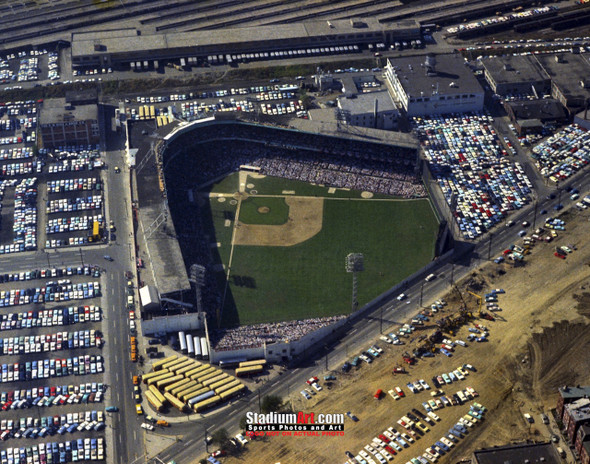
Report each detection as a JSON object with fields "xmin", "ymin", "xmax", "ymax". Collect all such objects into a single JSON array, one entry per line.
[
  {"xmin": 378, "ymin": 434, "xmax": 390, "ymax": 444},
  {"xmin": 306, "ymin": 377, "xmax": 319, "ymax": 385},
  {"xmin": 384, "ymin": 445, "xmax": 397, "ymax": 456},
  {"xmin": 554, "ymin": 252, "xmax": 565, "ymax": 259},
  {"xmin": 374, "ymin": 389, "xmax": 383, "ymax": 400}
]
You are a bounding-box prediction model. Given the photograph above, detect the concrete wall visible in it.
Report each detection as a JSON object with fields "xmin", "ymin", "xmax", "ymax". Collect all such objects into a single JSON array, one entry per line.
[{"xmin": 141, "ymin": 312, "xmax": 203, "ymax": 335}]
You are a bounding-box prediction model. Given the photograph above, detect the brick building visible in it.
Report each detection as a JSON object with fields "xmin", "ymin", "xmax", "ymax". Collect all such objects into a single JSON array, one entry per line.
[
  {"xmin": 563, "ymin": 398, "xmax": 590, "ymax": 443},
  {"xmin": 576, "ymin": 425, "xmax": 590, "ymax": 456},
  {"xmin": 557, "ymin": 386, "xmax": 590, "ymax": 421},
  {"xmin": 581, "ymin": 441, "xmax": 590, "ymax": 464}
]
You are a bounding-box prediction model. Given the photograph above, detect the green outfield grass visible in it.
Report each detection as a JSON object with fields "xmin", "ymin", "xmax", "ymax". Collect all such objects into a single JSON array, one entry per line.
[{"xmin": 206, "ymin": 174, "xmax": 439, "ymax": 328}]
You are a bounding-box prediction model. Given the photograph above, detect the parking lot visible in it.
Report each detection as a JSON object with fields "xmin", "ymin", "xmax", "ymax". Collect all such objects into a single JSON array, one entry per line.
[
  {"xmin": 0, "ymin": 263, "xmax": 107, "ymax": 462},
  {"xmin": 413, "ymin": 113, "xmax": 533, "ymax": 240}
]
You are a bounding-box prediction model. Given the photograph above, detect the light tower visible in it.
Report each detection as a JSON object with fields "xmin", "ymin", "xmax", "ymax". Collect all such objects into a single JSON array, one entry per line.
[
  {"xmin": 346, "ymin": 253, "xmax": 364, "ymax": 312},
  {"xmin": 189, "ymin": 264, "xmax": 207, "ymax": 317}
]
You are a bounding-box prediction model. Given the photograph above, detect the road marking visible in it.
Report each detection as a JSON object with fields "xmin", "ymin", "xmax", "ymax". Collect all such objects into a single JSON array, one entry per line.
[
  {"xmin": 350, "ymin": 329, "xmax": 357, "ymax": 334},
  {"xmin": 134, "ymin": 430, "xmax": 137, "ymax": 441}
]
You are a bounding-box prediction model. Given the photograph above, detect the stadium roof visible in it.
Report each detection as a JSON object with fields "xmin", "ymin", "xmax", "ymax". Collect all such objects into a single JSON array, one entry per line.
[
  {"xmin": 473, "ymin": 442, "xmax": 561, "ymax": 464},
  {"xmin": 388, "ymin": 54, "xmax": 483, "ymax": 98},
  {"xmin": 288, "ymin": 118, "xmax": 418, "ymax": 150}
]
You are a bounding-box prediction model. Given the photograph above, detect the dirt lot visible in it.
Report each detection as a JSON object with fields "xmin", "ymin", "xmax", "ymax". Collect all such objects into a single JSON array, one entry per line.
[{"xmin": 220, "ymin": 206, "xmax": 590, "ymax": 463}]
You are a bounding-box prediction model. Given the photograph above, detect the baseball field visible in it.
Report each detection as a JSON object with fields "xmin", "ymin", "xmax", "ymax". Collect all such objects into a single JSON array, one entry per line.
[{"xmin": 202, "ymin": 171, "xmax": 439, "ymax": 328}]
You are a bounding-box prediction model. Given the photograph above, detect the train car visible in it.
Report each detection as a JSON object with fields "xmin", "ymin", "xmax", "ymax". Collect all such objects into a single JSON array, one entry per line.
[
  {"xmin": 156, "ymin": 374, "xmax": 183, "ymax": 389},
  {"xmin": 145, "ymin": 390, "xmax": 163, "ymax": 412},
  {"xmin": 187, "ymin": 334, "xmax": 195, "ymax": 357},
  {"xmin": 238, "ymin": 359, "xmax": 267, "ymax": 369},
  {"xmin": 219, "ymin": 358, "xmax": 248, "ymax": 369},
  {"xmin": 219, "ymin": 384, "xmax": 246, "ymax": 401},
  {"xmin": 169, "ymin": 359, "xmax": 195, "ymax": 374},
  {"xmin": 165, "ymin": 377, "xmax": 192, "ymax": 394},
  {"xmin": 214, "ymin": 379, "xmax": 241, "ymax": 395},
  {"xmin": 180, "ymin": 386, "xmax": 209, "ymax": 403},
  {"xmin": 200, "ymin": 337, "xmax": 209, "ymax": 360},
  {"xmin": 148, "ymin": 385, "xmax": 167, "ymax": 405},
  {"xmin": 187, "ymin": 390, "xmax": 215, "ymax": 406},
  {"xmin": 176, "ymin": 361, "xmax": 201, "ymax": 377},
  {"xmin": 164, "ymin": 392, "xmax": 187, "ymax": 412},
  {"xmin": 161, "ymin": 357, "xmax": 185, "ymax": 372},
  {"xmin": 196, "ymin": 370, "xmax": 222, "ymax": 384},
  {"xmin": 142, "ymin": 369, "xmax": 169, "ymax": 384},
  {"xmin": 191, "ymin": 366, "xmax": 216, "ymax": 382},
  {"xmin": 173, "ymin": 381, "xmax": 199, "ymax": 398},
  {"xmin": 153, "ymin": 356, "xmax": 177, "ymax": 371},
  {"xmin": 209, "ymin": 377, "xmax": 235, "ymax": 392},
  {"xmin": 192, "ymin": 395, "xmax": 221, "ymax": 413},
  {"xmin": 184, "ymin": 366, "xmax": 204, "ymax": 379},
  {"xmin": 194, "ymin": 336, "xmax": 202, "ymax": 359},
  {"xmin": 179, "ymin": 331, "xmax": 187, "ymax": 353},
  {"xmin": 202, "ymin": 373, "xmax": 228, "ymax": 388},
  {"xmin": 147, "ymin": 372, "xmax": 173, "ymax": 387},
  {"xmin": 235, "ymin": 365, "xmax": 264, "ymax": 377},
  {"xmin": 187, "ymin": 364, "xmax": 210, "ymax": 379}
]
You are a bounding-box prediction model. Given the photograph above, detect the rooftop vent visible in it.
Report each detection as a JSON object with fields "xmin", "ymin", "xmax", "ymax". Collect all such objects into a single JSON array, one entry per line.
[
  {"xmin": 555, "ymin": 55, "xmax": 563, "ymax": 63},
  {"xmin": 350, "ymin": 19, "xmax": 366, "ymax": 28},
  {"xmin": 327, "ymin": 21, "xmax": 334, "ymax": 28}
]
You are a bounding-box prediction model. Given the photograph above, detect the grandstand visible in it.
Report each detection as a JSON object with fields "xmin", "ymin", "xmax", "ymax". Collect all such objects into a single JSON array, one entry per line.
[{"xmin": 131, "ymin": 116, "xmax": 442, "ymax": 362}]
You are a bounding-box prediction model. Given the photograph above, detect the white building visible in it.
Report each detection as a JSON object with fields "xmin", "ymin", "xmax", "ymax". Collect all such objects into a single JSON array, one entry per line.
[
  {"xmin": 385, "ymin": 54, "xmax": 484, "ymax": 116},
  {"xmin": 337, "ymin": 90, "xmax": 399, "ymax": 130}
]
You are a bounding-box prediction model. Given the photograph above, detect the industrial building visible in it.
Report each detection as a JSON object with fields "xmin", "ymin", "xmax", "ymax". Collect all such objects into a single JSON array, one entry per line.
[
  {"xmin": 482, "ymin": 55, "xmax": 550, "ymax": 97},
  {"xmin": 535, "ymin": 53, "xmax": 590, "ymax": 113},
  {"xmin": 556, "ymin": 385, "xmax": 590, "ymax": 420},
  {"xmin": 504, "ymin": 99, "xmax": 568, "ymax": 135},
  {"xmin": 471, "ymin": 442, "xmax": 561, "ymax": 464},
  {"xmin": 337, "ymin": 90, "xmax": 399, "ymax": 130},
  {"xmin": 563, "ymin": 398, "xmax": 590, "ymax": 443},
  {"xmin": 70, "ymin": 18, "xmax": 420, "ymax": 69},
  {"xmin": 385, "ymin": 54, "xmax": 484, "ymax": 117},
  {"xmin": 39, "ymin": 98, "xmax": 99, "ymax": 149}
]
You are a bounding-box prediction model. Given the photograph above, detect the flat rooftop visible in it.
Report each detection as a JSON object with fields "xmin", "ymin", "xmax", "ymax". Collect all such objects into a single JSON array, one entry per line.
[
  {"xmin": 483, "ymin": 55, "xmax": 548, "ymax": 84},
  {"xmin": 287, "ymin": 117, "xmax": 418, "ymax": 150},
  {"xmin": 388, "ymin": 54, "xmax": 483, "ymax": 98},
  {"xmin": 71, "ymin": 18, "xmax": 418, "ymax": 57},
  {"xmin": 559, "ymin": 385, "xmax": 590, "ymax": 400},
  {"xmin": 40, "ymin": 98, "xmax": 98, "ymax": 124},
  {"xmin": 506, "ymin": 99, "xmax": 567, "ymax": 121},
  {"xmin": 473, "ymin": 442, "xmax": 561, "ymax": 464},
  {"xmin": 338, "ymin": 90, "xmax": 398, "ymax": 115},
  {"xmin": 536, "ymin": 54, "xmax": 590, "ymax": 101}
]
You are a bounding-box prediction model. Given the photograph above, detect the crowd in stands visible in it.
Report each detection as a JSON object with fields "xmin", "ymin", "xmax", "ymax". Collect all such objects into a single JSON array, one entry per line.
[
  {"xmin": 153, "ymin": 121, "xmax": 425, "ymax": 349},
  {"xmin": 213, "ymin": 315, "xmax": 347, "ymax": 350}
]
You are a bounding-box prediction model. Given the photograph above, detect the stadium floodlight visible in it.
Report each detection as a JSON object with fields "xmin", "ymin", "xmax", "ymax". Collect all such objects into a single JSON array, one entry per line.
[
  {"xmin": 189, "ymin": 264, "xmax": 207, "ymax": 316},
  {"xmin": 346, "ymin": 253, "xmax": 364, "ymax": 312}
]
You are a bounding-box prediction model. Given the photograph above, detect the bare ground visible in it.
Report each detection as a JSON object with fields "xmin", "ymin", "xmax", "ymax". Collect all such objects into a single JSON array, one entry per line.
[{"xmin": 219, "ymin": 208, "xmax": 590, "ymax": 463}]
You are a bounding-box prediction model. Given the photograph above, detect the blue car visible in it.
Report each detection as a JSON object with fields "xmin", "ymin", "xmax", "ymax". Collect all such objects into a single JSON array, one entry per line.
[{"xmin": 440, "ymin": 348, "xmax": 453, "ymax": 357}]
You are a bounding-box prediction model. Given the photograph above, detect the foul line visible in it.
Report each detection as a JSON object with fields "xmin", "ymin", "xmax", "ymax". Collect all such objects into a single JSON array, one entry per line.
[{"xmin": 219, "ymin": 195, "xmax": 241, "ymax": 320}]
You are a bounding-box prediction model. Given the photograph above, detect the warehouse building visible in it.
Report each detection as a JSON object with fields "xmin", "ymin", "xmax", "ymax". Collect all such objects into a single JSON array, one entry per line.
[
  {"xmin": 504, "ymin": 99, "xmax": 568, "ymax": 135},
  {"xmin": 472, "ymin": 442, "xmax": 561, "ymax": 464},
  {"xmin": 535, "ymin": 54, "xmax": 590, "ymax": 113},
  {"xmin": 385, "ymin": 54, "xmax": 484, "ymax": 116},
  {"xmin": 337, "ymin": 90, "xmax": 399, "ymax": 130},
  {"xmin": 39, "ymin": 98, "xmax": 99, "ymax": 149},
  {"xmin": 557, "ymin": 385, "xmax": 590, "ymax": 420},
  {"xmin": 70, "ymin": 18, "xmax": 420, "ymax": 69},
  {"xmin": 482, "ymin": 55, "xmax": 550, "ymax": 97}
]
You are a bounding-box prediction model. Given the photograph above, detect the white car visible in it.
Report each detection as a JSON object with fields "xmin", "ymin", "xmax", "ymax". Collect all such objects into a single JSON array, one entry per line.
[
  {"xmin": 396, "ymin": 293, "xmax": 406, "ymax": 301},
  {"xmin": 419, "ymin": 379, "xmax": 431, "ymax": 390},
  {"xmin": 311, "ymin": 383, "xmax": 322, "ymax": 392},
  {"xmin": 300, "ymin": 390, "xmax": 311, "ymax": 400}
]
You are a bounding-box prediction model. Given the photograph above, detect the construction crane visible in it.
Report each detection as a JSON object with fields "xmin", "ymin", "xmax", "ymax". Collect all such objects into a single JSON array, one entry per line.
[{"xmin": 467, "ymin": 290, "xmax": 483, "ymax": 315}]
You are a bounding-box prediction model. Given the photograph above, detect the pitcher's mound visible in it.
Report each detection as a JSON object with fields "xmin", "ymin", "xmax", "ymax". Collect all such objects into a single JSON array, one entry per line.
[{"xmin": 258, "ymin": 206, "xmax": 270, "ymax": 214}]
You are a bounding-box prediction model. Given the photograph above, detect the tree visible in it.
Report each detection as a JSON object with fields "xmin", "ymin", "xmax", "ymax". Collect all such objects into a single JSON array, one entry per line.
[
  {"xmin": 211, "ymin": 428, "xmax": 231, "ymax": 450},
  {"xmin": 239, "ymin": 414, "xmax": 248, "ymax": 431},
  {"xmin": 261, "ymin": 394, "xmax": 283, "ymax": 414}
]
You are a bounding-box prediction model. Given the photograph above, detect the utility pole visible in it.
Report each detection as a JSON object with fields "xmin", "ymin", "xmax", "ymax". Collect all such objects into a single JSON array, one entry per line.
[{"xmin": 419, "ymin": 282, "xmax": 424, "ymax": 307}]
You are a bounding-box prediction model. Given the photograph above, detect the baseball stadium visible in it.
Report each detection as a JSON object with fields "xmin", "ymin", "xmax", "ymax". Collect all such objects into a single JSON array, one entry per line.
[{"xmin": 146, "ymin": 117, "xmax": 442, "ymax": 354}]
